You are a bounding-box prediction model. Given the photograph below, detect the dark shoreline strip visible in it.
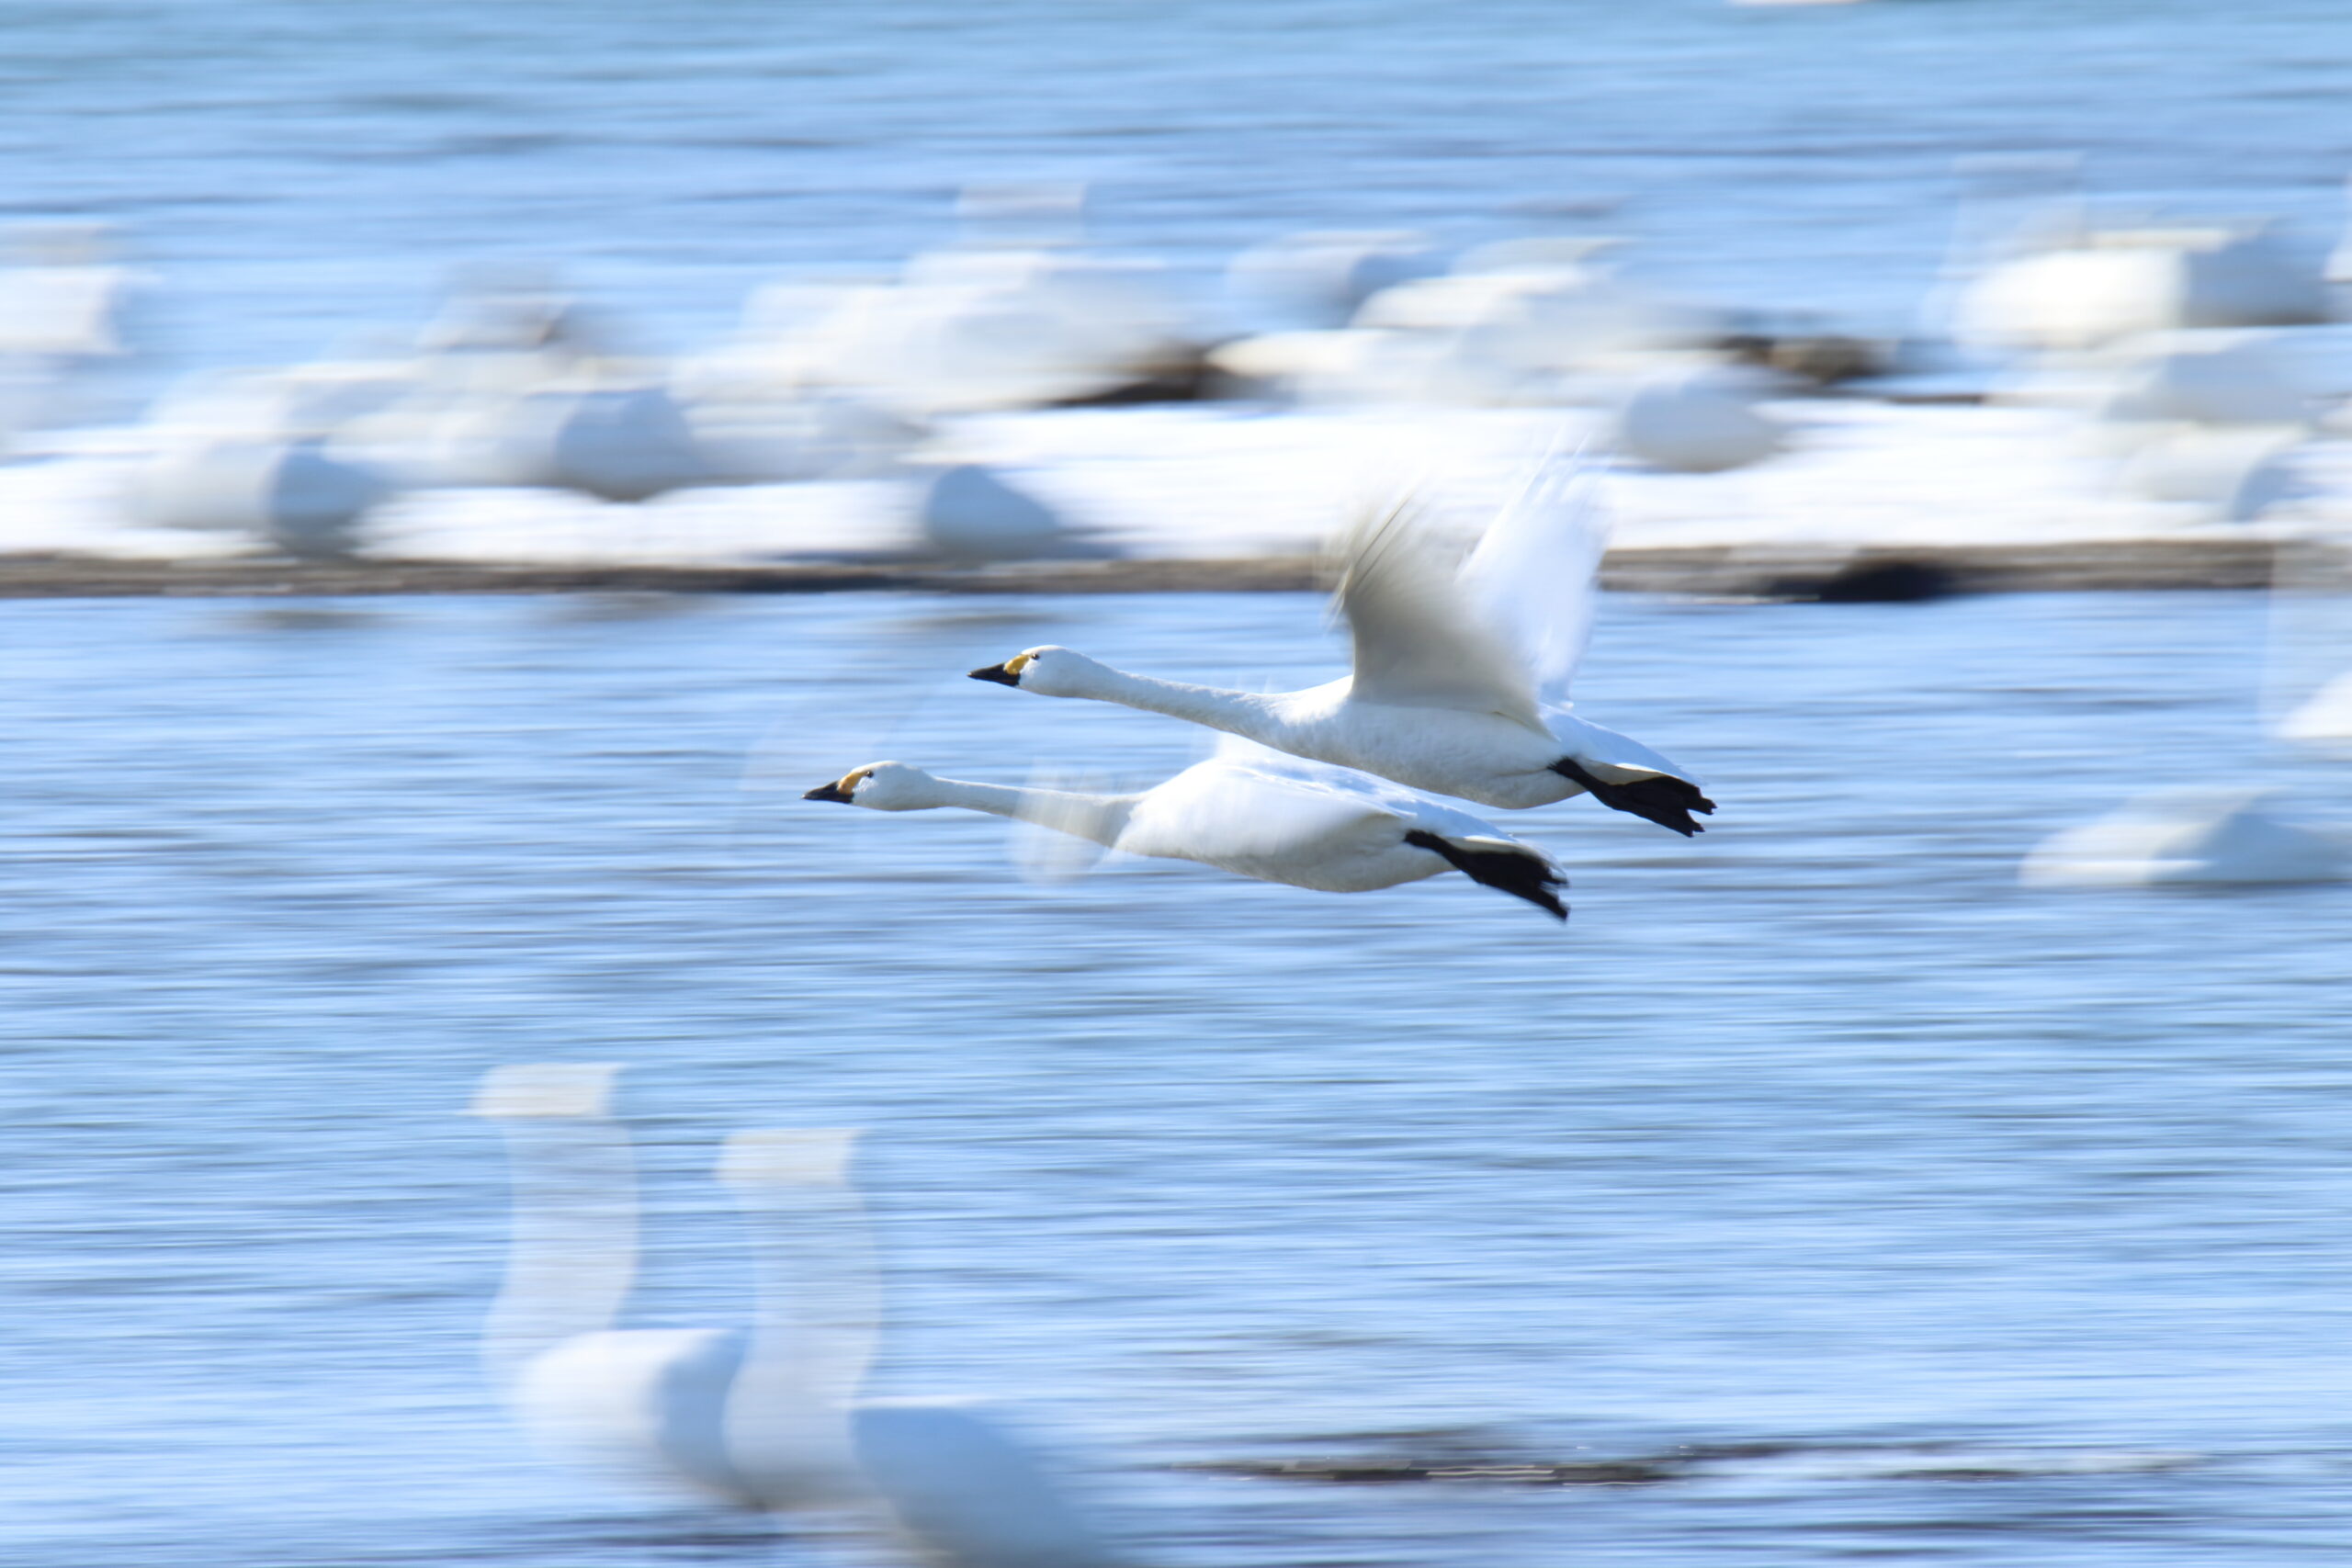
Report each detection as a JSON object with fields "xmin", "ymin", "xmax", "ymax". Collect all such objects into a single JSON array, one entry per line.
[{"xmin": 0, "ymin": 538, "xmax": 2294, "ymax": 600}]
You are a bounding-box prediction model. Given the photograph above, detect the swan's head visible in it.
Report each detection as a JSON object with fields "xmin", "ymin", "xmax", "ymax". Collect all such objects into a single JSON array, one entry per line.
[
  {"xmin": 802, "ymin": 761, "xmax": 936, "ymax": 811},
  {"xmin": 967, "ymin": 645, "xmax": 1097, "ymax": 697}
]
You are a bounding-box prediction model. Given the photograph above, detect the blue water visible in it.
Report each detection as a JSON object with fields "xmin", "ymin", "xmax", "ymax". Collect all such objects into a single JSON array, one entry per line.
[
  {"xmin": 5, "ymin": 588, "xmax": 2351, "ymax": 1564},
  {"xmin": 9, "ymin": 0, "xmax": 2352, "ymax": 372}
]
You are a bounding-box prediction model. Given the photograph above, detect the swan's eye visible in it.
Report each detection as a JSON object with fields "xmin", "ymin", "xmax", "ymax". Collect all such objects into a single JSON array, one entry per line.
[{"xmin": 842, "ymin": 768, "xmax": 873, "ymax": 791}]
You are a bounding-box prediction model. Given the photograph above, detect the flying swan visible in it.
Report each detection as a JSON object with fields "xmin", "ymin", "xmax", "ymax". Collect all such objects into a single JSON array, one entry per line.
[
  {"xmin": 967, "ymin": 456, "xmax": 1713, "ymax": 834},
  {"xmin": 802, "ymin": 747, "xmax": 1568, "ymax": 919}
]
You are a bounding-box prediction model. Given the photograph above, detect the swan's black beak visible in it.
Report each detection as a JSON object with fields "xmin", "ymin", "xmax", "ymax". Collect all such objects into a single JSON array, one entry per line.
[
  {"xmin": 803, "ymin": 781, "xmax": 855, "ymax": 803},
  {"xmin": 967, "ymin": 662, "xmax": 1023, "ymax": 687}
]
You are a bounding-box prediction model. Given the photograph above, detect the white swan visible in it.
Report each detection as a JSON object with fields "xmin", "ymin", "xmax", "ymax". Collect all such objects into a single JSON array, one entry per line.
[
  {"xmin": 805, "ymin": 245, "xmax": 1194, "ymax": 415},
  {"xmin": 1614, "ymin": 365, "xmax": 1783, "ymax": 474},
  {"xmin": 1225, "ymin": 230, "xmax": 1445, "ymax": 332},
  {"xmin": 917, "ymin": 464, "xmax": 1113, "ymax": 562},
  {"xmin": 1960, "ymin": 223, "xmax": 2325, "ymax": 354},
  {"xmin": 131, "ymin": 434, "xmax": 392, "ymax": 556},
  {"xmin": 802, "ymin": 749, "xmax": 1568, "ymax": 919},
  {"xmin": 2020, "ymin": 788, "xmax": 2346, "ymax": 886},
  {"xmin": 967, "ymin": 457, "xmax": 1713, "ymax": 834},
  {"xmin": 130, "ymin": 369, "xmax": 397, "ymax": 556},
  {"xmin": 2280, "ymin": 670, "xmax": 2352, "ymax": 745},
  {"xmin": 473, "ymin": 1065, "xmax": 1118, "ymax": 1566}
]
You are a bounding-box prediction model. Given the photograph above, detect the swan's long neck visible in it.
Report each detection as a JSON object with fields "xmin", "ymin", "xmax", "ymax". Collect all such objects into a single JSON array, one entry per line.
[
  {"xmin": 719, "ymin": 1134, "xmax": 879, "ymax": 1492},
  {"xmin": 482, "ymin": 1112, "xmax": 639, "ymax": 1399},
  {"xmin": 914, "ymin": 775, "xmax": 1135, "ymax": 846},
  {"xmin": 1066, "ymin": 663, "xmax": 1286, "ymax": 742}
]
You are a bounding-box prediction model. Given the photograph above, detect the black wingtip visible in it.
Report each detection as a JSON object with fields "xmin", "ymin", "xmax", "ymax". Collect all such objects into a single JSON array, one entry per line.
[
  {"xmin": 1550, "ymin": 759, "xmax": 1714, "ymax": 838},
  {"xmin": 1405, "ymin": 829, "xmax": 1569, "ymax": 921},
  {"xmin": 967, "ymin": 663, "xmax": 1023, "ymax": 687}
]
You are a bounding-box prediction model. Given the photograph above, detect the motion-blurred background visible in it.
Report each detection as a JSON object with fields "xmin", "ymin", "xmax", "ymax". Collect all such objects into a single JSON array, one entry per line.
[{"xmin": 6, "ymin": 4, "xmax": 2352, "ymax": 1565}]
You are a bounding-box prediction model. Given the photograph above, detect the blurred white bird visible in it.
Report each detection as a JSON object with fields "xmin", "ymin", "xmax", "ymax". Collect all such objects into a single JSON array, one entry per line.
[
  {"xmin": 802, "ymin": 747, "xmax": 1568, "ymax": 919},
  {"xmin": 802, "ymin": 245, "xmax": 1194, "ymax": 415},
  {"xmin": 967, "ymin": 455, "xmax": 1713, "ymax": 834},
  {"xmin": 474, "ymin": 1065, "xmax": 1120, "ymax": 1567},
  {"xmin": 0, "ymin": 220, "xmax": 147, "ymax": 448},
  {"xmin": 916, "ymin": 464, "xmax": 1115, "ymax": 562},
  {"xmin": 2279, "ymin": 671, "xmax": 2352, "ymax": 745},
  {"xmin": 130, "ymin": 368, "xmax": 399, "ymax": 556},
  {"xmin": 1959, "ymin": 222, "xmax": 2326, "ymax": 354},
  {"xmin": 2019, "ymin": 787, "xmax": 2346, "ymax": 887},
  {"xmin": 1225, "ymin": 230, "xmax": 1446, "ymax": 332},
  {"xmin": 1613, "ymin": 365, "xmax": 1783, "ymax": 473},
  {"xmin": 2268, "ymin": 542, "xmax": 2352, "ymax": 750},
  {"xmin": 2024, "ymin": 544, "xmax": 2352, "ymax": 890}
]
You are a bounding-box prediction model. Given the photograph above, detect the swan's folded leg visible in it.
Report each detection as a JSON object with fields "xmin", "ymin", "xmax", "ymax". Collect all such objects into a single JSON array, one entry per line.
[
  {"xmin": 1402, "ymin": 830, "xmax": 1568, "ymax": 920},
  {"xmin": 1549, "ymin": 759, "xmax": 1716, "ymax": 837}
]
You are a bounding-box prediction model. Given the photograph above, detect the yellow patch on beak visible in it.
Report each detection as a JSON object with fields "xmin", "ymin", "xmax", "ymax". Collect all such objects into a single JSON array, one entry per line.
[
  {"xmin": 1006, "ymin": 652, "xmax": 1035, "ymax": 674},
  {"xmin": 841, "ymin": 767, "xmax": 873, "ymax": 791}
]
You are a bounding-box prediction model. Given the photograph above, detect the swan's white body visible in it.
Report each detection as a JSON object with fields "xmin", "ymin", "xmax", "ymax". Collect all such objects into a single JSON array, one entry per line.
[
  {"xmin": 806, "ymin": 750, "xmax": 1568, "ymax": 918},
  {"xmin": 971, "ymin": 457, "xmax": 1711, "ymax": 831},
  {"xmin": 474, "ymin": 1066, "xmax": 1116, "ymax": 1567}
]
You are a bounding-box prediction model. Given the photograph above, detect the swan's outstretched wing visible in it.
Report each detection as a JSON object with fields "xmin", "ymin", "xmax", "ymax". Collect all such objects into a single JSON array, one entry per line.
[
  {"xmin": 1210, "ymin": 740, "xmax": 1567, "ymax": 915},
  {"xmin": 1124, "ymin": 750, "xmax": 1396, "ymax": 862},
  {"xmin": 1336, "ymin": 500, "xmax": 1544, "ymax": 728},
  {"xmin": 1158, "ymin": 741, "xmax": 1567, "ymax": 915},
  {"xmin": 853, "ymin": 1402, "xmax": 1120, "ymax": 1568},
  {"xmin": 1545, "ymin": 709, "xmax": 1697, "ymax": 783},
  {"xmin": 1458, "ymin": 453, "xmax": 1610, "ymax": 709},
  {"xmin": 1206, "ymin": 736, "xmax": 1555, "ymax": 850},
  {"xmin": 1207, "ymin": 732, "xmax": 1459, "ymax": 819}
]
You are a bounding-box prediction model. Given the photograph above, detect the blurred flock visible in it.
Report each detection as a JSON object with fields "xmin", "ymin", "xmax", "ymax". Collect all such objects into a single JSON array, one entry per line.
[{"xmin": 17, "ymin": 171, "xmax": 2352, "ymax": 566}]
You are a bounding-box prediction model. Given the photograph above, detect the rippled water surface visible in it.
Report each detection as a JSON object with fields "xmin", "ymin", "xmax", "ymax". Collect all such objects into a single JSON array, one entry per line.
[{"xmin": 5, "ymin": 589, "xmax": 2351, "ymax": 1565}]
